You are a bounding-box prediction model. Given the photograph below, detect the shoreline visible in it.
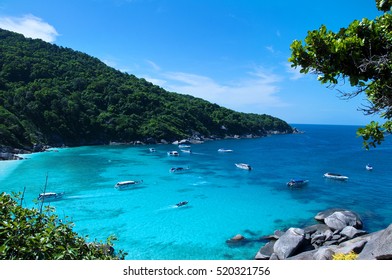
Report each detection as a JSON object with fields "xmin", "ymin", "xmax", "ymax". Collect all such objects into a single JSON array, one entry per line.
[{"xmin": 1, "ymin": 128, "xmax": 298, "ymax": 161}]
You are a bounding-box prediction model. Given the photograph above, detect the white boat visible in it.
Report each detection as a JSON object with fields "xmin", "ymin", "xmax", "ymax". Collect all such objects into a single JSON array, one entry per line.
[
  {"xmin": 167, "ymin": 151, "xmax": 179, "ymax": 156},
  {"xmin": 149, "ymin": 148, "xmax": 156, "ymax": 152},
  {"xmin": 323, "ymin": 172, "xmax": 349, "ymax": 180},
  {"xmin": 366, "ymin": 164, "xmax": 373, "ymax": 171},
  {"xmin": 114, "ymin": 180, "xmax": 143, "ymax": 190},
  {"xmin": 181, "ymin": 149, "xmax": 192, "ymax": 153},
  {"xmin": 287, "ymin": 179, "xmax": 309, "ymax": 187},
  {"xmin": 37, "ymin": 192, "xmax": 64, "ymax": 202},
  {"xmin": 235, "ymin": 163, "xmax": 252, "ymax": 170},
  {"xmin": 218, "ymin": 148, "xmax": 233, "ymax": 153}
]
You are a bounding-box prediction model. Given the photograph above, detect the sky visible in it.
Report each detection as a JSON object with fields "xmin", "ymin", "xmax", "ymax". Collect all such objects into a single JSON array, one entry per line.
[{"xmin": 0, "ymin": 0, "xmax": 385, "ymax": 125}]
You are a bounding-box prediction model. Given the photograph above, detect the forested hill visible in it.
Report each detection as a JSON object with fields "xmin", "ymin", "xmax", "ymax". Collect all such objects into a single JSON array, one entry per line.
[{"xmin": 0, "ymin": 28, "xmax": 293, "ymax": 149}]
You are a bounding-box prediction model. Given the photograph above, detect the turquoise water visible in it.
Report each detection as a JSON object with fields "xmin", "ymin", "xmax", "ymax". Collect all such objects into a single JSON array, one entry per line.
[{"xmin": 1, "ymin": 124, "xmax": 391, "ymax": 259}]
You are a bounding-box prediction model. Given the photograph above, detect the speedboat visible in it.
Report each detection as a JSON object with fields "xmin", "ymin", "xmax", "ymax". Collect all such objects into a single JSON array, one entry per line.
[
  {"xmin": 176, "ymin": 201, "xmax": 188, "ymax": 207},
  {"xmin": 323, "ymin": 172, "xmax": 349, "ymax": 180},
  {"xmin": 167, "ymin": 151, "xmax": 179, "ymax": 156},
  {"xmin": 181, "ymin": 149, "xmax": 192, "ymax": 153},
  {"xmin": 149, "ymin": 148, "xmax": 156, "ymax": 152},
  {"xmin": 287, "ymin": 179, "xmax": 309, "ymax": 188},
  {"xmin": 218, "ymin": 148, "xmax": 233, "ymax": 153},
  {"xmin": 37, "ymin": 192, "xmax": 64, "ymax": 202},
  {"xmin": 170, "ymin": 167, "xmax": 189, "ymax": 173},
  {"xmin": 366, "ymin": 164, "xmax": 373, "ymax": 171},
  {"xmin": 114, "ymin": 180, "xmax": 143, "ymax": 190},
  {"xmin": 235, "ymin": 163, "xmax": 252, "ymax": 170}
]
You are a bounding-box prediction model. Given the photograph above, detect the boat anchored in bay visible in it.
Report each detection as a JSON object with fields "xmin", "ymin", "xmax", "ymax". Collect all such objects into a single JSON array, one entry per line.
[
  {"xmin": 287, "ymin": 179, "xmax": 309, "ymax": 188},
  {"xmin": 37, "ymin": 192, "xmax": 64, "ymax": 202},
  {"xmin": 323, "ymin": 172, "xmax": 349, "ymax": 180},
  {"xmin": 114, "ymin": 180, "xmax": 143, "ymax": 190},
  {"xmin": 218, "ymin": 148, "xmax": 233, "ymax": 153},
  {"xmin": 175, "ymin": 201, "xmax": 188, "ymax": 207},
  {"xmin": 235, "ymin": 163, "xmax": 252, "ymax": 170},
  {"xmin": 366, "ymin": 164, "xmax": 373, "ymax": 171},
  {"xmin": 170, "ymin": 167, "xmax": 190, "ymax": 173},
  {"xmin": 167, "ymin": 151, "xmax": 179, "ymax": 156}
]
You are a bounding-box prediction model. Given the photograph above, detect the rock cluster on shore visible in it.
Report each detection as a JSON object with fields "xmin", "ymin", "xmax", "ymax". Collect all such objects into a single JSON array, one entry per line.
[
  {"xmin": 0, "ymin": 146, "xmax": 31, "ymax": 160},
  {"xmin": 251, "ymin": 208, "xmax": 392, "ymax": 260},
  {"xmin": 0, "ymin": 144, "xmax": 53, "ymax": 161}
]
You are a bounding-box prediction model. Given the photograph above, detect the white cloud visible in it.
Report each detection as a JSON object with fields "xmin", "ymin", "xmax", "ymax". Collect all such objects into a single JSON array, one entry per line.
[
  {"xmin": 146, "ymin": 59, "xmax": 161, "ymax": 71},
  {"xmin": 107, "ymin": 59, "xmax": 290, "ymax": 113},
  {"xmin": 153, "ymin": 66, "xmax": 288, "ymax": 113},
  {"xmin": 285, "ymin": 62, "xmax": 304, "ymax": 80},
  {"xmin": 0, "ymin": 14, "xmax": 58, "ymax": 42},
  {"xmin": 266, "ymin": 46, "xmax": 275, "ymax": 53},
  {"xmin": 141, "ymin": 75, "xmax": 167, "ymax": 87}
]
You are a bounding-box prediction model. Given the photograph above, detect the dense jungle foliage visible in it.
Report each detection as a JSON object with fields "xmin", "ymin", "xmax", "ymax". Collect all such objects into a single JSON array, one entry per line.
[
  {"xmin": 0, "ymin": 192, "xmax": 126, "ymax": 259},
  {"xmin": 0, "ymin": 28, "xmax": 292, "ymax": 149}
]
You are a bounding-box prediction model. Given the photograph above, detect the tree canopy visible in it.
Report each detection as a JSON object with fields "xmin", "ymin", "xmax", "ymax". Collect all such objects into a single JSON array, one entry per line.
[
  {"xmin": 0, "ymin": 192, "xmax": 126, "ymax": 259},
  {"xmin": 289, "ymin": 0, "xmax": 392, "ymax": 148},
  {"xmin": 0, "ymin": 28, "xmax": 292, "ymax": 149}
]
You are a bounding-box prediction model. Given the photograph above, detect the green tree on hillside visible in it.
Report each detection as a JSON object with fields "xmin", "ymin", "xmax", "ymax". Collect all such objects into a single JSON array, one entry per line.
[
  {"xmin": 0, "ymin": 28, "xmax": 293, "ymax": 149},
  {"xmin": 289, "ymin": 0, "xmax": 392, "ymax": 148}
]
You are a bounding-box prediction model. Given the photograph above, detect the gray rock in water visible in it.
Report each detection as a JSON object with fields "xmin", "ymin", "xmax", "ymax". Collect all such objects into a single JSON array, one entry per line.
[
  {"xmin": 255, "ymin": 209, "xmax": 392, "ymax": 260},
  {"xmin": 231, "ymin": 234, "xmax": 245, "ymax": 240},
  {"xmin": 311, "ymin": 233, "xmax": 326, "ymax": 244},
  {"xmin": 324, "ymin": 229, "xmax": 334, "ymax": 241},
  {"xmin": 274, "ymin": 230, "xmax": 286, "ymax": 238},
  {"xmin": 333, "ymin": 238, "xmax": 367, "ymax": 255},
  {"xmin": 331, "ymin": 234, "xmax": 341, "ymax": 241},
  {"xmin": 226, "ymin": 234, "xmax": 246, "ymax": 245},
  {"xmin": 303, "ymin": 223, "xmax": 330, "ymax": 235},
  {"xmin": 314, "ymin": 208, "xmax": 347, "ymax": 222},
  {"xmin": 324, "ymin": 211, "xmax": 363, "ymax": 231},
  {"xmin": 324, "ymin": 240, "xmax": 339, "ymax": 246},
  {"xmin": 340, "ymin": 226, "xmax": 367, "ymax": 239},
  {"xmin": 286, "ymin": 249, "xmax": 316, "ymax": 260},
  {"xmin": 273, "ymin": 228, "xmax": 305, "ymax": 259},
  {"xmin": 357, "ymin": 224, "xmax": 392, "ymax": 260},
  {"xmin": 313, "ymin": 247, "xmax": 335, "ymax": 260},
  {"xmin": 287, "ymin": 246, "xmax": 335, "ymax": 260},
  {"xmin": 255, "ymin": 240, "xmax": 276, "ymax": 260},
  {"xmin": 337, "ymin": 236, "xmax": 349, "ymax": 243}
]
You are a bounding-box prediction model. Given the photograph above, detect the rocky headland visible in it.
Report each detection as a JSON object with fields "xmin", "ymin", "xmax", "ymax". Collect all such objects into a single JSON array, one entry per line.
[
  {"xmin": 251, "ymin": 208, "xmax": 392, "ymax": 260},
  {"xmin": 0, "ymin": 146, "xmax": 30, "ymax": 160}
]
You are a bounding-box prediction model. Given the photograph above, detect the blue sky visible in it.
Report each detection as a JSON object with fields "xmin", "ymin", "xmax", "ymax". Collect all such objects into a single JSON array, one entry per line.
[{"xmin": 0, "ymin": 0, "xmax": 384, "ymax": 125}]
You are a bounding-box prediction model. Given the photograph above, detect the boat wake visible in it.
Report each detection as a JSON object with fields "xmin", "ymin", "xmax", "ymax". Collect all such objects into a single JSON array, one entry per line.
[
  {"xmin": 154, "ymin": 205, "xmax": 179, "ymax": 213},
  {"xmin": 188, "ymin": 152, "xmax": 206, "ymax": 156},
  {"xmin": 155, "ymin": 203, "xmax": 190, "ymax": 212},
  {"xmin": 63, "ymin": 195, "xmax": 91, "ymax": 200}
]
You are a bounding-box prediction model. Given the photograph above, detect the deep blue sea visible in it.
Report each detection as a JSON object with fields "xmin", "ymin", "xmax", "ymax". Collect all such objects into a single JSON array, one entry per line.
[{"xmin": 1, "ymin": 124, "xmax": 391, "ymax": 260}]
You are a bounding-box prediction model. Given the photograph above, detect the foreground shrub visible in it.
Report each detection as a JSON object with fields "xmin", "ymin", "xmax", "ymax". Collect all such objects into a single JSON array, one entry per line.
[
  {"xmin": 332, "ymin": 251, "xmax": 358, "ymax": 260},
  {"xmin": 0, "ymin": 192, "xmax": 126, "ymax": 259}
]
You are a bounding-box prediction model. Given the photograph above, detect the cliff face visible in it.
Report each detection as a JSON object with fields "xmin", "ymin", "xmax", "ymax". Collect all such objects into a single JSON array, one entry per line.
[{"xmin": 0, "ymin": 28, "xmax": 293, "ymax": 149}]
